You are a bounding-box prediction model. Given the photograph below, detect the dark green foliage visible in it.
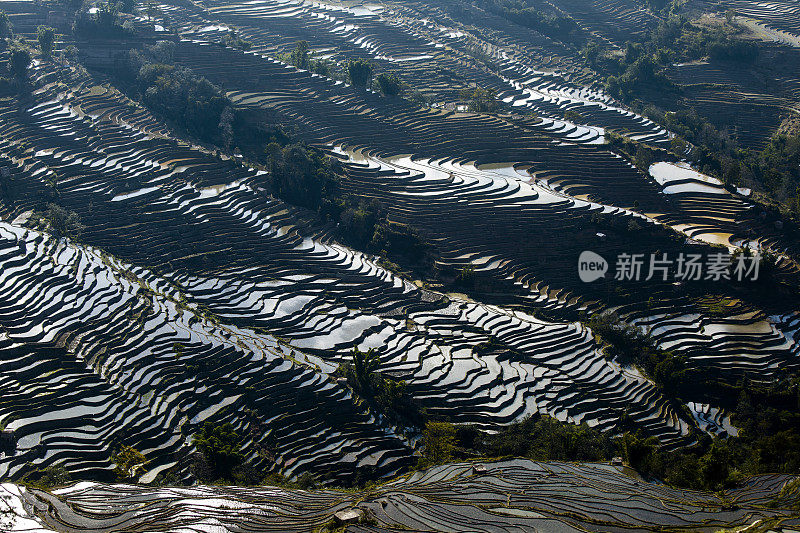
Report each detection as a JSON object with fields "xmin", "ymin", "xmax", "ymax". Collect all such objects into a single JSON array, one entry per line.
[
  {"xmin": 650, "ymin": 106, "xmax": 800, "ymax": 214},
  {"xmin": 193, "ymin": 422, "xmax": 244, "ymax": 481},
  {"xmin": 633, "ymin": 145, "xmax": 656, "ymax": 170},
  {"xmin": 295, "ymin": 472, "xmax": 317, "ymax": 489},
  {"xmin": 73, "ymin": 2, "xmax": 134, "ymax": 39},
  {"xmin": 648, "ymin": 16, "xmax": 757, "ymax": 64},
  {"xmin": 267, "ymin": 143, "xmax": 340, "ymax": 213},
  {"xmin": 598, "ymin": 15, "xmax": 756, "ymax": 101},
  {"xmin": 37, "ymin": 26, "xmax": 56, "ymax": 58},
  {"xmin": 584, "ymin": 11, "xmax": 793, "ymax": 214},
  {"xmin": 338, "ymin": 348, "xmax": 422, "ymax": 427},
  {"xmin": 288, "ymin": 40, "xmax": 310, "ymax": 70},
  {"xmin": 454, "ymin": 265, "xmax": 475, "ymax": 288},
  {"xmin": 347, "ymin": 58, "xmax": 373, "ymax": 88},
  {"xmin": 707, "ymin": 37, "xmax": 758, "ymax": 62},
  {"xmin": 352, "ymin": 347, "xmax": 381, "ymax": 392},
  {"xmin": 221, "ymin": 31, "xmax": 251, "ymax": 51},
  {"xmin": 421, "ymin": 421, "xmax": 456, "ymax": 465},
  {"xmin": 376, "ymin": 72, "xmax": 402, "ymax": 96},
  {"xmin": 563, "ymin": 109, "xmax": 585, "ymax": 124},
  {"xmin": 266, "ymin": 143, "xmax": 435, "ymax": 265},
  {"xmin": 620, "ymin": 389, "xmax": 800, "ymax": 491},
  {"xmin": 471, "ymin": 0, "xmax": 585, "ymax": 47},
  {"xmin": 484, "ymin": 414, "xmax": 616, "ymax": 461},
  {"xmin": 587, "ymin": 311, "xmax": 800, "ymax": 490},
  {"xmin": 35, "ymin": 203, "xmax": 84, "ymax": 240},
  {"xmin": 620, "ymin": 431, "xmax": 660, "ymax": 473},
  {"xmin": 0, "ymin": 10, "xmax": 12, "ymax": 38},
  {"xmin": 121, "ymin": 44, "xmax": 233, "ymax": 146},
  {"xmin": 284, "ymin": 40, "xmax": 334, "ymax": 77},
  {"xmin": 588, "ymin": 312, "xmax": 692, "ymax": 394},
  {"xmin": 140, "ymin": 67, "xmax": 231, "ymax": 143},
  {"xmin": 370, "ymin": 221, "xmax": 436, "ymax": 275},
  {"xmin": 758, "ymin": 133, "xmax": 800, "ymax": 212},
  {"xmin": 604, "ymin": 55, "xmax": 673, "ymax": 100},
  {"xmin": 9, "ymin": 47, "xmax": 30, "ymax": 78},
  {"xmin": 112, "ymin": 445, "xmax": 147, "ymax": 481},
  {"xmin": 340, "ymin": 198, "xmax": 385, "ymax": 248},
  {"xmin": 62, "ymin": 44, "xmax": 78, "ymax": 62},
  {"xmin": 460, "ymin": 86, "xmax": 498, "ymax": 113},
  {"xmin": 18, "ymin": 464, "xmax": 71, "ymax": 489}
]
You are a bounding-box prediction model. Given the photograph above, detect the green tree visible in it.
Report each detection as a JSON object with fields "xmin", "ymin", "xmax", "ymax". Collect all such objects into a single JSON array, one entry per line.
[
  {"xmin": 221, "ymin": 31, "xmax": 251, "ymax": 51},
  {"xmin": 0, "ymin": 10, "xmax": 12, "ymax": 39},
  {"xmin": 289, "ymin": 40, "xmax": 310, "ymax": 70},
  {"xmin": 347, "ymin": 58, "xmax": 373, "ymax": 88},
  {"xmin": 697, "ymin": 440, "xmax": 731, "ymax": 489},
  {"xmin": 352, "ymin": 347, "xmax": 381, "ymax": 391},
  {"xmin": 376, "ymin": 72, "xmax": 402, "ymax": 96},
  {"xmin": 486, "ymin": 415, "xmax": 615, "ymax": 461},
  {"xmin": 9, "ymin": 47, "xmax": 30, "ymax": 78},
  {"xmin": 41, "ymin": 203, "xmax": 83, "ymax": 240},
  {"xmin": 194, "ymin": 422, "xmax": 244, "ymax": 480},
  {"xmin": 422, "ymin": 421, "xmax": 456, "ymax": 465},
  {"xmin": 19, "ymin": 464, "xmax": 70, "ymax": 489},
  {"xmin": 621, "ymin": 431, "xmax": 660, "ymax": 475},
  {"xmin": 37, "ymin": 26, "xmax": 56, "ymax": 58},
  {"xmin": 460, "ymin": 87, "xmax": 498, "ymax": 113},
  {"xmin": 112, "ymin": 445, "xmax": 147, "ymax": 481}
]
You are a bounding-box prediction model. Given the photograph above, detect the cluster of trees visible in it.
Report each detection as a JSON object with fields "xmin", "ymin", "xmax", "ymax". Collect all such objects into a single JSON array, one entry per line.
[
  {"xmin": 646, "ymin": 105, "xmax": 800, "ymax": 216},
  {"xmin": 37, "ymin": 26, "xmax": 56, "ymax": 58},
  {"xmin": 192, "ymin": 422, "xmax": 245, "ymax": 481},
  {"xmin": 415, "ymin": 381, "xmax": 800, "ymax": 492},
  {"xmin": 29, "ymin": 203, "xmax": 85, "ymax": 241},
  {"xmin": 266, "ymin": 142, "xmax": 341, "ymax": 215},
  {"xmin": 73, "ymin": 1, "xmax": 136, "ymax": 39},
  {"xmin": 265, "ymin": 142, "xmax": 435, "ymax": 269},
  {"xmin": 588, "ymin": 312, "xmax": 693, "ymax": 395},
  {"xmin": 617, "ymin": 373, "xmax": 800, "ymax": 491},
  {"xmin": 0, "ymin": 46, "xmax": 31, "ymax": 94},
  {"xmin": 460, "ymin": 86, "xmax": 499, "ymax": 112},
  {"xmin": 472, "ymin": 0, "xmax": 586, "ymax": 47},
  {"xmin": 347, "ymin": 58, "xmax": 373, "ymax": 88},
  {"xmin": 649, "ymin": 15, "xmax": 758, "ymax": 63},
  {"xmin": 284, "ymin": 40, "xmax": 332, "ymax": 76},
  {"xmin": 337, "ymin": 348, "xmax": 422, "ymax": 428},
  {"xmin": 0, "ymin": 12, "xmax": 32, "ymax": 94},
  {"xmin": 0, "ymin": 10, "xmax": 11, "ymax": 39},
  {"xmin": 591, "ymin": 15, "xmax": 758, "ymax": 100},
  {"xmin": 18, "ymin": 464, "xmax": 71, "ymax": 489},
  {"xmin": 603, "ymin": 53, "xmax": 673, "ymax": 101},
  {"xmin": 376, "ymin": 72, "xmax": 402, "ymax": 96},
  {"xmin": 220, "ymin": 30, "xmax": 251, "ymax": 51},
  {"xmin": 0, "ymin": 16, "xmax": 59, "ymax": 91},
  {"xmin": 112, "ymin": 445, "xmax": 148, "ymax": 481},
  {"xmin": 114, "ymin": 42, "xmax": 235, "ymax": 147},
  {"xmin": 756, "ymin": 131, "xmax": 800, "ymax": 213},
  {"xmin": 283, "ymin": 42, "xmax": 403, "ymax": 96},
  {"xmin": 582, "ymin": 3, "xmax": 800, "ymax": 219},
  {"xmin": 581, "ymin": 311, "xmax": 800, "ymax": 490},
  {"xmin": 420, "ymin": 422, "xmax": 456, "ymax": 466},
  {"xmin": 481, "ymin": 415, "xmax": 616, "ymax": 461}
]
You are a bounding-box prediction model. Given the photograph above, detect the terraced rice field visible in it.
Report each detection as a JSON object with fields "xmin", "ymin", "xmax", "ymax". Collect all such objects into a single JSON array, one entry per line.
[
  {"xmin": 0, "ymin": 0, "xmax": 799, "ymax": 528},
  {"xmin": 3, "ymin": 459, "xmax": 800, "ymax": 532}
]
